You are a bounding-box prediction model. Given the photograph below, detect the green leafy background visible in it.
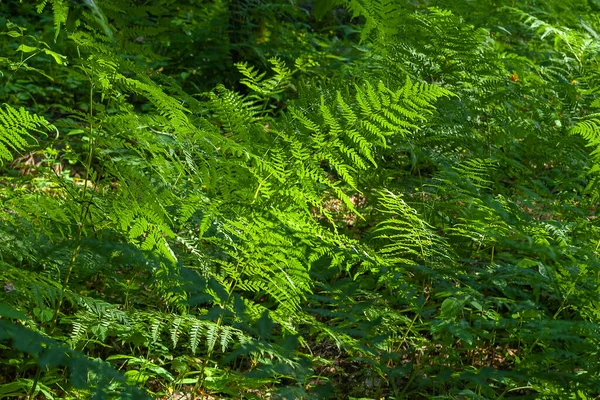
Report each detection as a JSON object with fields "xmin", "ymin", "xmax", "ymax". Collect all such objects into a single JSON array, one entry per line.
[{"xmin": 1, "ymin": 0, "xmax": 600, "ymax": 399}]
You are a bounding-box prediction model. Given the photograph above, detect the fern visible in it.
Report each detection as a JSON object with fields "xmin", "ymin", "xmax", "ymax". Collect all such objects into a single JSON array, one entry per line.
[
  {"xmin": 0, "ymin": 105, "xmax": 53, "ymax": 164},
  {"xmin": 371, "ymin": 190, "xmax": 454, "ymax": 267},
  {"xmin": 236, "ymin": 57, "xmax": 293, "ymax": 101},
  {"xmin": 345, "ymin": 0, "xmax": 403, "ymax": 41},
  {"xmin": 275, "ymin": 77, "xmax": 452, "ymax": 217},
  {"xmin": 4, "ymin": 0, "xmax": 600, "ymax": 398},
  {"xmin": 572, "ymin": 117, "xmax": 600, "ymax": 198}
]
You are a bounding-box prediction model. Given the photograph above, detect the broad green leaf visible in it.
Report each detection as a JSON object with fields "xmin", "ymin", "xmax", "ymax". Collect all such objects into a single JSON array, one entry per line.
[
  {"xmin": 0, "ymin": 305, "xmax": 28, "ymax": 320},
  {"xmin": 124, "ymin": 370, "xmax": 149, "ymax": 385},
  {"xmin": 16, "ymin": 44, "xmax": 38, "ymax": 53},
  {"xmin": 440, "ymin": 297, "xmax": 463, "ymax": 320}
]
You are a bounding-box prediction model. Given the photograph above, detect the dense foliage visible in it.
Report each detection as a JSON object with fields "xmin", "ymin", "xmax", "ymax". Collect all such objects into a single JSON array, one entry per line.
[{"xmin": 2, "ymin": 0, "xmax": 600, "ymax": 398}]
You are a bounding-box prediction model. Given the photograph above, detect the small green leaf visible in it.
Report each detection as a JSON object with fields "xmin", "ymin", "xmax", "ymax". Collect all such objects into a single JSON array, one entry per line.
[
  {"xmin": 440, "ymin": 297, "xmax": 463, "ymax": 320},
  {"xmin": 42, "ymin": 49, "xmax": 67, "ymax": 65},
  {"xmin": 448, "ymin": 320, "xmax": 474, "ymax": 345},
  {"xmin": 106, "ymin": 354, "xmax": 137, "ymax": 361},
  {"xmin": 32, "ymin": 307, "xmax": 53, "ymax": 323},
  {"xmin": 16, "ymin": 44, "xmax": 38, "ymax": 53},
  {"xmin": 124, "ymin": 369, "xmax": 149, "ymax": 385},
  {"xmin": 469, "ymin": 299, "xmax": 483, "ymax": 312}
]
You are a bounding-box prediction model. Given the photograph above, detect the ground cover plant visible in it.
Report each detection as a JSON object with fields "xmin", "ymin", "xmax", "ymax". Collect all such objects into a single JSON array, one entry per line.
[{"xmin": 2, "ymin": 0, "xmax": 600, "ymax": 398}]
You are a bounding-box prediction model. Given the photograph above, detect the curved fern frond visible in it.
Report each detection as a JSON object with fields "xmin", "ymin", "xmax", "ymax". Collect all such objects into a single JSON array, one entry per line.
[
  {"xmin": 371, "ymin": 190, "xmax": 454, "ymax": 267},
  {"xmin": 236, "ymin": 57, "xmax": 292, "ymax": 99},
  {"xmin": 572, "ymin": 117, "xmax": 600, "ymax": 197},
  {"xmin": 0, "ymin": 105, "xmax": 54, "ymax": 165}
]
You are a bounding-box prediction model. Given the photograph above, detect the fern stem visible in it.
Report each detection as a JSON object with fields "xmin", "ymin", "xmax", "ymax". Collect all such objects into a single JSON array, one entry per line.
[
  {"xmin": 50, "ymin": 243, "xmax": 81, "ymax": 333},
  {"xmin": 2, "ymin": 29, "xmax": 41, "ymax": 90},
  {"xmin": 397, "ymin": 367, "xmax": 416, "ymax": 398},
  {"xmin": 192, "ymin": 277, "xmax": 238, "ymax": 400},
  {"xmin": 51, "ymin": 79, "xmax": 97, "ymax": 333},
  {"xmin": 28, "ymin": 368, "xmax": 42, "ymax": 400},
  {"xmin": 252, "ymin": 171, "xmax": 274, "ymax": 203},
  {"xmin": 391, "ymin": 309, "xmax": 420, "ymax": 359}
]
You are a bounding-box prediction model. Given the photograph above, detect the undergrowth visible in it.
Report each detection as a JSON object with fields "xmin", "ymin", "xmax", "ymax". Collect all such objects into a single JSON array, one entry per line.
[{"xmin": 1, "ymin": 0, "xmax": 600, "ymax": 399}]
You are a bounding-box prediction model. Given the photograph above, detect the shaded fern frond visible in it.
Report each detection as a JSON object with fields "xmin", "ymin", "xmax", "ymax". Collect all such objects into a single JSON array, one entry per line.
[
  {"xmin": 452, "ymin": 158, "xmax": 498, "ymax": 191},
  {"xmin": 236, "ymin": 57, "xmax": 293, "ymax": 99},
  {"xmin": 371, "ymin": 190, "xmax": 454, "ymax": 267},
  {"xmin": 207, "ymin": 84, "xmax": 263, "ymax": 139},
  {"xmin": 572, "ymin": 117, "xmax": 600, "ymax": 198}
]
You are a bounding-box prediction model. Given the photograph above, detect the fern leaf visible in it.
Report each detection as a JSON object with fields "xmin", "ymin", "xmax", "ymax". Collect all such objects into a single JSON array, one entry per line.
[
  {"xmin": 189, "ymin": 320, "xmax": 203, "ymax": 355},
  {"xmin": 0, "ymin": 105, "xmax": 53, "ymax": 165}
]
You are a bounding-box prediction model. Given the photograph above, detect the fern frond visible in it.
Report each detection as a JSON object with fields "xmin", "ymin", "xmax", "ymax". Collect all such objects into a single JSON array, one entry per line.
[
  {"xmin": 189, "ymin": 320, "xmax": 203, "ymax": 355},
  {"xmin": 345, "ymin": 0, "xmax": 403, "ymax": 41},
  {"xmin": 371, "ymin": 190, "xmax": 454, "ymax": 266},
  {"xmin": 170, "ymin": 317, "xmax": 182, "ymax": 348},
  {"xmin": 236, "ymin": 57, "xmax": 292, "ymax": 99},
  {"xmin": 572, "ymin": 118, "xmax": 600, "ymax": 197},
  {"xmin": 0, "ymin": 105, "xmax": 53, "ymax": 165}
]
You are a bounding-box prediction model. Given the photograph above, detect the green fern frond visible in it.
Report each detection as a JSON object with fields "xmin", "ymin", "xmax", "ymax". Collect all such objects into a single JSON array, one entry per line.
[
  {"xmin": 371, "ymin": 190, "xmax": 454, "ymax": 266},
  {"xmin": 572, "ymin": 118, "xmax": 600, "ymax": 148},
  {"xmin": 206, "ymin": 323, "xmax": 219, "ymax": 354},
  {"xmin": 51, "ymin": 0, "xmax": 68, "ymax": 40},
  {"xmin": 189, "ymin": 320, "xmax": 203, "ymax": 355},
  {"xmin": 453, "ymin": 158, "xmax": 498, "ymax": 191},
  {"xmin": 207, "ymin": 85, "xmax": 262, "ymax": 138},
  {"xmin": 0, "ymin": 105, "xmax": 53, "ymax": 165},
  {"xmin": 345, "ymin": 0, "xmax": 403, "ymax": 41},
  {"xmin": 236, "ymin": 57, "xmax": 292, "ymax": 99},
  {"xmin": 572, "ymin": 117, "xmax": 600, "ymax": 198},
  {"xmin": 170, "ymin": 317, "xmax": 182, "ymax": 348},
  {"xmin": 285, "ymin": 78, "xmax": 452, "ymax": 197},
  {"xmin": 35, "ymin": 0, "xmax": 69, "ymax": 40}
]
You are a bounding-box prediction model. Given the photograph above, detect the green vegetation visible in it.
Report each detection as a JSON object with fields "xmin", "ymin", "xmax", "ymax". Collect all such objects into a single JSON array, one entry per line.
[{"xmin": 2, "ymin": 0, "xmax": 600, "ymax": 398}]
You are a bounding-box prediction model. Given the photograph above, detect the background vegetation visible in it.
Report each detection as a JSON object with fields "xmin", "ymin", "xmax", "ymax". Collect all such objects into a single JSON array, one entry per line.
[{"xmin": 2, "ymin": 0, "xmax": 600, "ymax": 398}]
